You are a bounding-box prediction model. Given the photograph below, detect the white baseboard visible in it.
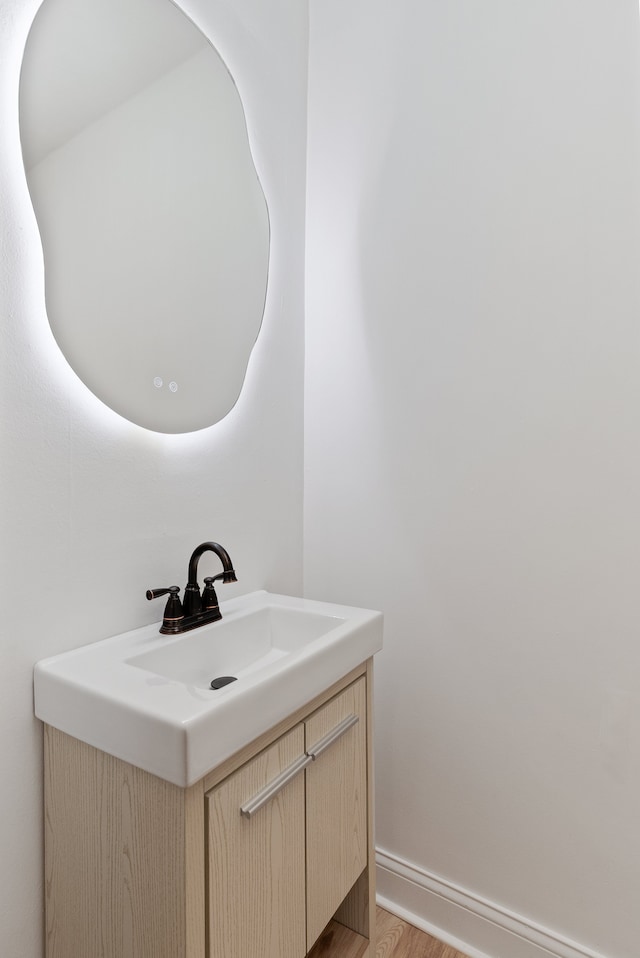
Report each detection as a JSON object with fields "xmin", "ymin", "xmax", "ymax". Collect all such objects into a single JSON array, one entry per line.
[{"xmin": 376, "ymin": 848, "xmax": 608, "ymax": 958}]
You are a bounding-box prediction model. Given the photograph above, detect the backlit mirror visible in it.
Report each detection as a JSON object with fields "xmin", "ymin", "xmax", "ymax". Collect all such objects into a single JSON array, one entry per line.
[{"xmin": 20, "ymin": 0, "xmax": 270, "ymax": 433}]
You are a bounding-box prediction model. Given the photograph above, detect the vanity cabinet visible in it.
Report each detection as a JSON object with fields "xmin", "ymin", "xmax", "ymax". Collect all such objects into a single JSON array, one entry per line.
[{"xmin": 44, "ymin": 662, "xmax": 374, "ymax": 958}]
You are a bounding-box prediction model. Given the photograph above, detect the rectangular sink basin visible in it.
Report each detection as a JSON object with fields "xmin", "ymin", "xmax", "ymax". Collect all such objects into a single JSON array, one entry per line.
[
  {"xmin": 34, "ymin": 591, "xmax": 383, "ymax": 786},
  {"xmin": 128, "ymin": 606, "xmax": 345, "ymax": 687}
]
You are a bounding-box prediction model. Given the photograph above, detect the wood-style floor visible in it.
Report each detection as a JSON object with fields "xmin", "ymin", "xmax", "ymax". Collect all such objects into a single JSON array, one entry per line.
[
  {"xmin": 308, "ymin": 907, "xmax": 471, "ymax": 958},
  {"xmin": 375, "ymin": 908, "xmax": 470, "ymax": 957}
]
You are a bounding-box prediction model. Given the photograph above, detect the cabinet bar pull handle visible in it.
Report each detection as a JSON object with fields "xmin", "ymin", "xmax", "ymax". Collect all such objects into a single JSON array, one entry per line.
[
  {"xmin": 240, "ymin": 753, "xmax": 312, "ymax": 819},
  {"xmin": 307, "ymin": 713, "xmax": 359, "ymax": 761},
  {"xmin": 239, "ymin": 714, "xmax": 359, "ymax": 818}
]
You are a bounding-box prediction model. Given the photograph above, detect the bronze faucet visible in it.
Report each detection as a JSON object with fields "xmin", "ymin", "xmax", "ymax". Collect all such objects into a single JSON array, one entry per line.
[{"xmin": 146, "ymin": 541, "xmax": 237, "ymax": 634}]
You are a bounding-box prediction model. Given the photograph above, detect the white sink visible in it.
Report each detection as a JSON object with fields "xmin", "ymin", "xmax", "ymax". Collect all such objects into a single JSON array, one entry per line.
[{"xmin": 34, "ymin": 591, "xmax": 383, "ymax": 786}]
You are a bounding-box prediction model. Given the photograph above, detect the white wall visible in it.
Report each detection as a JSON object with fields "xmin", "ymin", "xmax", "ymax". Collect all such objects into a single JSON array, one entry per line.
[
  {"xmin": 0, "ymin": 0, "xmax": 307, "ymax": 955},
  {"xmin": 305, "ymin": 2, "xmax": 640, "ymax": 957}
]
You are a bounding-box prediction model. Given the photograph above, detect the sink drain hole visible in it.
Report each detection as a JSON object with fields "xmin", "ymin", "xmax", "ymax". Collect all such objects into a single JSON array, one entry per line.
[{"xmin": 210, "ymin": 676, "xmax": 238, "ymax": 690}]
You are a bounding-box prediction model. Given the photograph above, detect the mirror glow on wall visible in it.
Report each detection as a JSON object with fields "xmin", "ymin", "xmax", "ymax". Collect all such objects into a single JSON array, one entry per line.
[{"xmin": 19, "ymin": 0, "xmax": 270, "ymax": 433}]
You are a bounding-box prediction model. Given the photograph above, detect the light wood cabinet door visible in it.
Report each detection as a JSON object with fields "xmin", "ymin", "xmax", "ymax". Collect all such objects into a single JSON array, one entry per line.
[
  {"xmin": 206, "ymin": 724, "xmax": 307, "ymax": 958},
  {"xmin": 305, "ymin": 676, "xmax": 368, "ymax": 950}
]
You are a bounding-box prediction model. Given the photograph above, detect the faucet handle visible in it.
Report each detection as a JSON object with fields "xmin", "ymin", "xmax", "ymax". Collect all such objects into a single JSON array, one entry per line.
[
  {"xmin": 202, "ymin": 577, "xmax": 219, "ymax": 611},
  {"xmin": 146, "ymin": 586, "xmax": 180, "ymax": 601},
  {"xmin": 146, "ymin": 586, "xmax": 184, "ymax": 634}
]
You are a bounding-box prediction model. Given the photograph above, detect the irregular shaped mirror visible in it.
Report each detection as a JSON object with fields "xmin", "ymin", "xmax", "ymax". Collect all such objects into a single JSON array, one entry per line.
[{"xmin": 20, "ymin": 0, "xmax": 269, "ymax": 433}]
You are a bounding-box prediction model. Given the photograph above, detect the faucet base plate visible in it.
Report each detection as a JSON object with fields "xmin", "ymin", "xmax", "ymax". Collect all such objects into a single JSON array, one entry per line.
[{"xmin": 160, "ymin": 606, "xmax": 222, "ymax": 635}]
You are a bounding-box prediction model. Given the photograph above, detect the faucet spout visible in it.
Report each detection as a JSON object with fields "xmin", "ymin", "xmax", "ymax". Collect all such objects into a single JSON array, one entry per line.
[
  {"xmin": 183, "ymin": 541, "xmax": 237, "ymax": 617},
  {"xmin": 187, "ymin": 541, "xmax": 236, "ymax": 587}
]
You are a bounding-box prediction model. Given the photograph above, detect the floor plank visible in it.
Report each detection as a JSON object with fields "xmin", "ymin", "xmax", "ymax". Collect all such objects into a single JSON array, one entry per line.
[
  {"xmin": 307, "ymin": 907, "xmax": 471, "ymax": 958},
  {"xmin": 308, "ymin": 920, "xmax": 369, "ymax": 957},
  {"xmin": 375, "ymin": 907, "xmax": 470, "ymax": 957}
]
